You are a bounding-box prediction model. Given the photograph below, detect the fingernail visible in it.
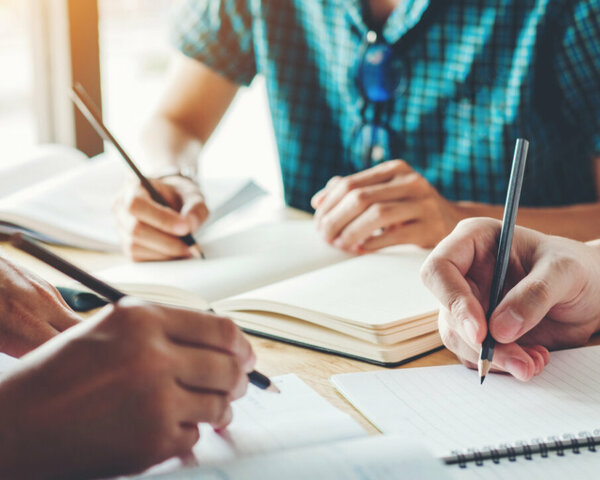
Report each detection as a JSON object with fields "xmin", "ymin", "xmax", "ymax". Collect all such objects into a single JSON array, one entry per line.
[
  {"xmin": 505, "ymin": 358, "xmax": 529, "ymax": 381},
  {"xmin": 493, "ymin": 309, "xmax": 524, "ymax": 341},
  {"xmin": 462, "ymin": 318, "xmax": 478, "ymax": 344},
  {"xmin": 174, "ymin": 221, "xmax": 189, "ymax": 235}
]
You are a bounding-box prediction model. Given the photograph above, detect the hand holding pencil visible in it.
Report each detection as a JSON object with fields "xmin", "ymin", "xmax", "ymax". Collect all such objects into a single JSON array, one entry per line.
[
  {"xmin": 115, "ymin": 174, "xmax": 209, "ymax": 261},
  {"xmin": 70, "ymin": 84, "xmax": 209, "ymax": 262}
]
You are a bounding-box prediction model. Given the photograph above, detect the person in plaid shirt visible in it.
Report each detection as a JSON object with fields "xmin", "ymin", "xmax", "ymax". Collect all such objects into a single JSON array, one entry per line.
[{"xmin": 115, "ymin": 0, "xmax": 600, "ymax": 261}]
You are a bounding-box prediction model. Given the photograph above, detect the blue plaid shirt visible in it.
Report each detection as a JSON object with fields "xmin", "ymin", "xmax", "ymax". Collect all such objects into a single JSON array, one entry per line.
[{"xmin": 172, "ymin": 0, "xmax": 600, "ymax": 212}]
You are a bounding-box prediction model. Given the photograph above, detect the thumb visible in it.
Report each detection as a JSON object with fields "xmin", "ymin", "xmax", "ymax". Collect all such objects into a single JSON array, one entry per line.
[
  {"xmin": 490, "ymin": 259, "xmax": 570, "ymax": 343},
  {"xmin": 181, "ymin": 193, "xmax": 209, "ymax": 232}
]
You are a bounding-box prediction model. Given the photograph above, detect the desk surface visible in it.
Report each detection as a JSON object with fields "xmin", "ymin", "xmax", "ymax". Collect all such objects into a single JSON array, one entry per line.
[{"xmin": 4, "ymin": 208, "xmax": 597, "ymax": 435}]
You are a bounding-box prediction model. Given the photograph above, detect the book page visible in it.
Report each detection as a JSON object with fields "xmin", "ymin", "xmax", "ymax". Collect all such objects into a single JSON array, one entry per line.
[
  {"xmin": 97, "ymin": 221, "xmax": 350, "ymax": 304},
  {"xmin": 0, "ymin": 144, "xmax": 87, "ymax": 199},
  {"xmin": 332, "ymin": 345, "xmax": 600, "ymax": 457},
  {"xmin": 0, "ymin": 156, "xmax": 131, "ymax": 250},
  {"xmin": 143, "ymin": 435, "xmax": 452, "ymax": 480},
  {"xmin": 215, "ymin": 246, "xmax": 439, "ymax": 329}
]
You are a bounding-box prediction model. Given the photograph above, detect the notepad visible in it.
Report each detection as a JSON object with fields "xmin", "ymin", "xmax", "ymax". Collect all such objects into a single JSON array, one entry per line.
[
  {"xmin": 332, "ymin": 345, "xmax": 600, "ymax": 477},
  {"xmin": 138, "ymin": 374, "xmax": 452, "ymax": 479},
  {"xmin": 96, "ymin": 222, "xmax": 442, "ymax": 365}
]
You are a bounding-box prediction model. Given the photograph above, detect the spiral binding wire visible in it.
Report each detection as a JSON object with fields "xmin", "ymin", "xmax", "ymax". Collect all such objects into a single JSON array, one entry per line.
[{"xmin": 443, "ymin": 430, "xmax": 600, "ymax": 468}]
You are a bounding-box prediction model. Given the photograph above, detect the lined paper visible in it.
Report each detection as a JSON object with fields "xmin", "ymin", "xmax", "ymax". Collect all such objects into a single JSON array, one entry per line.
[{"xmin": 332, "ymin": 346, "xmax": 600, "ymax": 457}]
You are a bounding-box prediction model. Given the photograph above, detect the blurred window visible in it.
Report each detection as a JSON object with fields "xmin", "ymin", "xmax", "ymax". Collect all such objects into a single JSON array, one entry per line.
[{"xmin": 0, "ymin": 0, "xmax": 36, "ymax": 165}]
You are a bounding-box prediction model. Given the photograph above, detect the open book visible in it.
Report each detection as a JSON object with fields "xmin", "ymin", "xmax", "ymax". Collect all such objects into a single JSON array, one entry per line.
[
  {"xmin": 136, "ymin": 374, "xmax": 451, "ymax": 480},
  {"xmin": 96, "ymin": 220, "xmax": 442, "ymax": 365},
  {"xmin": 332, "ymin": 345, "xmax": 600, "ymax": 478},
  {"xmin": 0, "ymin": 145, "xmax": 265, "ymax": 251}
]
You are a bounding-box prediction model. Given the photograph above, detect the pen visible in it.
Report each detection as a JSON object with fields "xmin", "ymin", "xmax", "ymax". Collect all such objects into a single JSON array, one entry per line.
[
  {"xmin": 9, "ymin": 232, "xmax": 280, "ymax": 394},
  {"xmin": 478, "ymin": 138, "xmax": 529, "ymax": 385},
  {"xmin": 69, "ymin": 83, "xmax": 205, "ymax": 260}
]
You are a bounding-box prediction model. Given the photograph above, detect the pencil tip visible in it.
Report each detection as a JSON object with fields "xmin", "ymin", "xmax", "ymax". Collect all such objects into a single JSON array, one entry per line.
[
  {"xmin": 189, "ymin": 244, "xmax": 205, "ymax": 260},
  {"xmin": 266, "ymin": 383, "xmax": 281, "ymax": 394},
  {"xmin": 480, "ymin": 376, "xmax": 486, "ymax": 385}
]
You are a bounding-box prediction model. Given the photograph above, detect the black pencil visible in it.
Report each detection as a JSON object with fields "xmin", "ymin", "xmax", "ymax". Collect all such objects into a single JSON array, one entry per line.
[
  {"xmin": 478, "ymin": 138, "xmax": 529, "ymax": 384},
  {"xmin": 69, "ymin": 83, "xmax": 205, "ymax": 260},
  {"xmin": 9, "ymin": 232, "xmax": 279, "ymax": 394}
]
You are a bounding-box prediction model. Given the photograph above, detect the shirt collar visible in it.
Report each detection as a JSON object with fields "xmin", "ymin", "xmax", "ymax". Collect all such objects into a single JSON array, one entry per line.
[{"xmin": 342, "ymin": 0, "xmax": 431, "ymax": 44}]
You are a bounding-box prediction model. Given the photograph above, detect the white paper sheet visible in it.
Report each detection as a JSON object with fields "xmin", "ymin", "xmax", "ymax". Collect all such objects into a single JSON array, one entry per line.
[{"xmin": 333, "ymin": 346, "xmax": 600, "ymax": 457}]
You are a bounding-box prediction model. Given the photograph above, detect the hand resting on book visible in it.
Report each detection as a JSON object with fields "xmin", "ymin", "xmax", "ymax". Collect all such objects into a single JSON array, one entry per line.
[
  {"xmin": 421, "ymin": 218, "xmax": 600, "ymax": 381},
  {"xmin": 115, "ymin": 175, "xmax": 208, "ymax": 262},
  {"xmin": 0, "ymin": 257, "xmax": 80, "ymax": 357}
]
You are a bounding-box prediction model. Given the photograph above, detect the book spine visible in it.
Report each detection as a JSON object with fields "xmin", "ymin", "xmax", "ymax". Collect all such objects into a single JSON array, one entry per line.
[{"xmin": 442, "ymin": 431, "xmax": 600, "ymax": 467}]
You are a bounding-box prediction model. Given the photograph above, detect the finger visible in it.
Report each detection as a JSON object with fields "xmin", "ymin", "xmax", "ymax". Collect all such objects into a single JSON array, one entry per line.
[
  {"xmin": 128, "ymin": 193, "xmax": 191, "ymax": 236},
  {"xmin": 440, "ymin": 313, "xmax": 537, "ymax": 381},
  {"xmin": 124, "ymin": 242, "xmax": 184, "ymax": 262},
  {"xmin": 333, "ymin": 201, "xmax": 424, "ymax": 251},
  {"xmin": 181, "ymin": 195, "xmax": 209, "ymax": 233},
  {"xmin": 360, "ymin": 221, "xmax": 427, "ymax": 252},
  {"xmin": 421, "ymin": 220, "xmax": 502, "ymax": 344},
  {"xmin": 164, "ymin": 311, "xmax": 254, "ymax": 367},
  {"xmin": 173, "ymin": 424, "xmax": 200, "ymax": 456},
  {"xmin": 315, "ymin": 161, "xmax": 413, "ymax": 223},
  {"xmin": 489, "ymin": 258, "xmax": 576, "ymax": 344},
  {"xmin": 177, "ymin": 391, "xmax": 232, "ymax": 428},
  {"xmin": 25, "ymin": 276, "xmax": 81, "ymax": 331},
  {"xmin": 48, "ymin": 312, "xmax": 81, "ymax": 332},
  {"xmin": 128, "ymin": 221, "xmax": 192, "ymax": 259},
  {"xmin": 175, "ymin": 347, "xmax": 249, "ymax": 399},
  {"xmin": 311, "ymin": 176, "xmax": 341, "ymax": 209},
  {"xmin": 521, "ymin": 345, "xmax": 548, "ymax": 376}
]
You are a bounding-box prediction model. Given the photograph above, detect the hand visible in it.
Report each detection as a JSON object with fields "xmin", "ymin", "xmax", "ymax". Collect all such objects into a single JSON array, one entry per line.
[
  {"xmin": 114, "ymin": 175, "xmax": 209, "ymax": 262},
  {"xmin": 420, "ymin": 218, "xmax": 600, "ymax": 381},
  {"xmin": 312, "ymin": 160, "xmax": 463, "ymax": 252},
  {"xmin": 0, "ymin": 297, "xmax": 255, "ymax": 479},
  {"xmin": 0, "ymin": 258, "xmax": 80, "ymax": 357}
]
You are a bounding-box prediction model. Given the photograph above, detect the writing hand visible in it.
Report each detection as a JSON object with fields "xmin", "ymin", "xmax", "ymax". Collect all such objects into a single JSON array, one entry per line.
[
  {"xmin": 115, "ymin": 175, "xmax": 208, "ymax": 261},
  {"xmin": 312, "ymin": 160, "xmax": 463, "ymax": 252},
  {"xmin": 420, "ymin": 218, "xmax": 600, "ymax": 381},
  {"xmin": 0, "ymin": 259, "xmax": 80, "ymax": 357},
  {"xmin": 0, "ymin": 297, "xmax": 255, "ymax": 479}
]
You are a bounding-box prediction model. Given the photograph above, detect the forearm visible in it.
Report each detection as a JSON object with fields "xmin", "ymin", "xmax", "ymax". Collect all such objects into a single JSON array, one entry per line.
[
  {"xmin": 141, "ymin": 115, "xmax": 203, "ymax": 176},
  {"xmin": 455, "ymin": 201, "xmax": 600, "ymax": 242}
]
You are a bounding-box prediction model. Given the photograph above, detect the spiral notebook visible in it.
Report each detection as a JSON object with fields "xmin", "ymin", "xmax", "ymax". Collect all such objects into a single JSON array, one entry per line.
[{"xmin": 332, "ymin": 345, "xmax": 600, "ymax": 478}]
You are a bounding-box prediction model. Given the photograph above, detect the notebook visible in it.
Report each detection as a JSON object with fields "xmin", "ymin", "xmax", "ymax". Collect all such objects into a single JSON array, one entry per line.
[
  {"xmin": 95, "ymin": 220, "xmax": 442, "ymax": 366},
  {"xmin": 331, "ymin": 345, "xmax": 600, "ymax": 478},
  {"xmin": 135, "ymin": 374, "xmax": 451, "ymax": 480},
  {"xmin": 0, "ymin": 146, "xmax": 265, "ymax": 251}
]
